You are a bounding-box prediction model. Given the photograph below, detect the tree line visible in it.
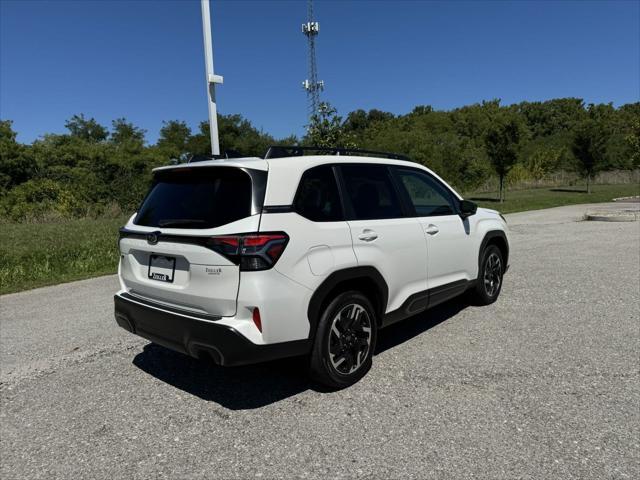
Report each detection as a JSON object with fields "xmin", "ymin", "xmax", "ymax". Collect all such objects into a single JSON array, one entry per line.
[{"xmin": 0, "ymin": 97, "xmax": 638, "ymax": 221}]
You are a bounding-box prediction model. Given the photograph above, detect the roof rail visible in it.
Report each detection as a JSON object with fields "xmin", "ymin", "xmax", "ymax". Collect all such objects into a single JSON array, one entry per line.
[{"xmin": 264, "ymin": 145, "xmax": 411, "ymax": 161}]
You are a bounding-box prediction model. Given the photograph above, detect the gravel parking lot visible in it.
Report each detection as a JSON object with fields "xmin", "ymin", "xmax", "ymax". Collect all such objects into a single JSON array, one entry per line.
[{"xmin": 1, "ymin": 203, "xmax": 638, "ymax": 479}]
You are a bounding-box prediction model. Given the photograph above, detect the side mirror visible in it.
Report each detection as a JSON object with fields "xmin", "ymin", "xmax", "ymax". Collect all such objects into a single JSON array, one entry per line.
[{"xmin": 459, "ymin": 199, "xmax": 477, "ymax": 219}]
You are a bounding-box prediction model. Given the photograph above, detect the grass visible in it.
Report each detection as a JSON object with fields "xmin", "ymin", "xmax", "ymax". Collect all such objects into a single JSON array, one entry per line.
[
  {"xmin": 466, "ymin": 183, "xmax": 639, "ymax": 214},
  {"xmin": 0, "ymin": 216, "xmax": 128, "ymax": 295},
  {"xmin": 0, "ymin": 183, "xmax": 638, "ymax": 295}
]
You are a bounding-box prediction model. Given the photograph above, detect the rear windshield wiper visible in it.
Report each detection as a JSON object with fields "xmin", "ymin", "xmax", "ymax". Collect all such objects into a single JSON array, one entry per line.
[{"xmin": 158, "ymin": 219, "xmax": 207, "ymax": 227}]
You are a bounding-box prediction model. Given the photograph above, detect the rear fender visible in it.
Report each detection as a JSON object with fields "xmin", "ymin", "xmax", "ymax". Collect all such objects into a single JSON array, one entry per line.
[{"xmin": 306, "ymin": 266, "xmax": 388, "ymax": 340}]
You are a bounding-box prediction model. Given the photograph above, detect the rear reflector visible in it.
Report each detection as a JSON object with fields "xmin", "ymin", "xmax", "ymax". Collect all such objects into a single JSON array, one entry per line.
[{"xmin": 252, "ymin": 308, "xmax": 262, "ymax": 332}]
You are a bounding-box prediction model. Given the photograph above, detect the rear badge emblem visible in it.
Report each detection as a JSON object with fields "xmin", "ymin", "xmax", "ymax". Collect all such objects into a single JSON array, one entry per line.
[{"xmin": 146, "ymin": 231, "xmax": 160, "ymax": 245}]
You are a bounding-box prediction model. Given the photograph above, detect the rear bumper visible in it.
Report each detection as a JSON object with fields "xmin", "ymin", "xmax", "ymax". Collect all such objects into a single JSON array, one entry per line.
[{"xmin": 114, "ymin": 294, "xmax": 309, "ymax": 366}]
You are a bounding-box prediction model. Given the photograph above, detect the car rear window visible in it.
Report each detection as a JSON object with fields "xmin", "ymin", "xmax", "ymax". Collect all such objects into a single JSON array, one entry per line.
[{"xmin": 134, "ymin": 167, "xmax": 252, "ymax": 229}]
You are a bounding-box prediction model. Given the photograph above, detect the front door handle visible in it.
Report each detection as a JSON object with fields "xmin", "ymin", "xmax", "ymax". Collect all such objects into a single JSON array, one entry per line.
[
  {"xmin": 358, "ymin": 229, "xmax": 378, "ymax": 242},
  {"xmin": 425, "ymin": 224, "xmax": 439, "ymax": 236}
]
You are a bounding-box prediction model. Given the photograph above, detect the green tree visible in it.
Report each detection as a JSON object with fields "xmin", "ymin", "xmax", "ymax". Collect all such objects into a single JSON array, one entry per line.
[
  {"xmin": 157, "ymin": 120, "xmax": 192, "ymax": 158},
  {"xmin": 0, "ymin": 120, "xmax": 35, "ymax": 192},
  {"xmin": 1, "ymin": 98, "xmax": 638, "ymax": 223},
  {"xmin": 344, "ymin": 109, "xmax": 395, "ymax": 133},
  {"xmin": 187, "ymin": 115, "xmax": 275, "ymax": 158},
  {"xmin": 517, "ymin": 98, "xmax": 586, "ymax": 137},
  {"xmin": 65, "ymin": 114, "xmax": 108, "ymax": 142},
  {"xmin": 0, "ymin": 120, "xmax": 17, "ymax": 143},
  {"xmin": 410, "ymin": 105, "xmax": 434, "ymax": 116},
  {"xmin": 305, "ymin": 102, "xmax": 357, "ymax": 149},
  {"xmin": 485, "ymin": 114, "xmax": 524, "ymax": 202},
  {"xmin": 626, "ymin": 117, "xmax": 640, "ymax": 167},
  {"xmin": 343, "ymin": 109, "xmax": 369, "ymax": 133},
  {"xmin": 110, "ymin": 118, "xmax": 146, "ymax": 150},
  {"xmin": 572, "ymin": 119, "xmax": 609, "ymax": 194},
  {"xmin": 525, "ymin": 147, "xmax": 563, "ymax": 180}
]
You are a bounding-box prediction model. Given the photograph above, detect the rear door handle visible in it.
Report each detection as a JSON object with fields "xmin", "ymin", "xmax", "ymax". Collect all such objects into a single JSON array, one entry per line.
[
  {"xmin": 358, "ymin": 229, "xmax": 378, "ymax": 242},
  {"xmin": 425, "ymin": 224, "xmax": 439, "ymax": 235}
]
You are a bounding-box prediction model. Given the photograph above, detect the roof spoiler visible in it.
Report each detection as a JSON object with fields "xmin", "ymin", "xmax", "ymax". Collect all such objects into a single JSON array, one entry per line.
[{"xmin": 169, "ymin": 149, "xmax": 245, "ymax": 165}]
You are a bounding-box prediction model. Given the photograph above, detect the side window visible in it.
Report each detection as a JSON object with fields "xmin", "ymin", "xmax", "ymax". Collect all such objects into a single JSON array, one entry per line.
[
  {"xmin": 294, "ymin": 165, "xmax": 343, "ymax": 221},
  {"xmin": 341, "ymin": 164, "xmax": 403, "ymax": 220},
  {"xmin": 394, "ymin": 168, "xmax": 457, "ymax": 216}
]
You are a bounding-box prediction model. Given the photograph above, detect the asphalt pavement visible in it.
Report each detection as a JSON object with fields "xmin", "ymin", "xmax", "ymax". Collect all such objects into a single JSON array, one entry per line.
[{"xmin": 1, "ymin": 202, "xmax": 638, "ymax": 479}]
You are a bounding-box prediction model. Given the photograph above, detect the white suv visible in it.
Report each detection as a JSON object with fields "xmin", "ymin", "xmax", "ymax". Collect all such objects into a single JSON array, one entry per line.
[{"xmin": 114, "ymin": 147, "xmax": 509, "ymax": 388}]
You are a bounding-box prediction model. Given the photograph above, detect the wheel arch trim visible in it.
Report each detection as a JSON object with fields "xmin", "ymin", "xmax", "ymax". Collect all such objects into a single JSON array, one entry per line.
[
  {"xmin": 307, "ymin": 266, "xmax": 389, "ymax": 339},
  {"xmin": 479, "ymin": 230, "xmax": 509, "ymax": 272}
]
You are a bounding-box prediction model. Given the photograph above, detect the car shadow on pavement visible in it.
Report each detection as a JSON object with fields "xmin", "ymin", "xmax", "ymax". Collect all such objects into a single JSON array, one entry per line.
[
  {"xmin": 375, "ymin": 299, "xmax": 467, "ymax": 355},
  {"xmin": 132, "ymin": 343, "xmax": 311, "ymax": 410},
  {"xmin": 132, "ymin": 298, "xmax": 469, "ymax": 410}
]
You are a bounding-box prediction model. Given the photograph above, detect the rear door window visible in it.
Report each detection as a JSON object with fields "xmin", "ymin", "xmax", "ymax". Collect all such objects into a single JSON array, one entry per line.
[
  {"xmin": 135, "ymin": 167, "xmax": 252, "ymax": 229},
  {"xmin": 340, "ymin": 164, "xmax": 403, "ymax": 220},
  {"xmin": 294, "ymin": 165, "xmax": 343, "ymax": 221}
]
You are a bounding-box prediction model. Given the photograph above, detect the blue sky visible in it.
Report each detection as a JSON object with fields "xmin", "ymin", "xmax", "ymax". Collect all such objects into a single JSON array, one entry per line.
[{"xmin": 1, "ymin": 0, "xmax": 638, "ymax": 144}]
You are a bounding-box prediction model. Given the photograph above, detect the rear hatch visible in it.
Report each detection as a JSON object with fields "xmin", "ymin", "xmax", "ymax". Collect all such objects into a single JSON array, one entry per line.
[{"xmin": 118, "ymin": 163, "xmax": 267, "ymax": 317}]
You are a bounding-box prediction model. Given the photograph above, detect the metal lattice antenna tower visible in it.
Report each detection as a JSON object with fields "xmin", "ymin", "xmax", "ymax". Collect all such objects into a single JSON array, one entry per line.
[{"xmin": 302, "ymin": 0, "xmax": 324, "ymax": 120}]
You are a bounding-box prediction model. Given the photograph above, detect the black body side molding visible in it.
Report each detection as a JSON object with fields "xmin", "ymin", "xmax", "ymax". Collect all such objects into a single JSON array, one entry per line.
[{"xmin": 381, "ymin": 279, "xmax": 472, "ymax": 328}]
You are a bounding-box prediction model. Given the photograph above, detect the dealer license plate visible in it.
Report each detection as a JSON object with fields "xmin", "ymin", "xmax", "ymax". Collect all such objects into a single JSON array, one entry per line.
[{"xmin": 148, "ymin": 254, "xmax": 176, "ymax": 283}]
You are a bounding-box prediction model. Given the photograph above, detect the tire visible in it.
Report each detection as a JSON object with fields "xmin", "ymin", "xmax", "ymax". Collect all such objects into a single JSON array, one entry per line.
[
  {"xmin": 309, "ymin": 291, "xmax": 378, "ymax": 389},
  {"xmin": 471, "ymin": 244, "xmax": 504, "ymax": 305}
]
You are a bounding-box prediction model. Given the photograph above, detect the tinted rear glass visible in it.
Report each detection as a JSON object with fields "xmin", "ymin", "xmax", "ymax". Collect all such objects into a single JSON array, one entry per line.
[
  {"xmin": 134, "ymin": 167, "xmax": 252, "ymax": 229},
  {"xmin": 294, "ymin": 165, "xmax": 343, "ymax": 221},
  {"xmin": 341, "ymin": 164, "xmax": 403, "ymax": 220}
]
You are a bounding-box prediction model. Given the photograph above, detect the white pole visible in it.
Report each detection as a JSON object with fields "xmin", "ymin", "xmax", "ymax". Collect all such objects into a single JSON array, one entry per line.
[{"xmin": 201, "ymin": 0, "xmax": 223, "ymax": 156}]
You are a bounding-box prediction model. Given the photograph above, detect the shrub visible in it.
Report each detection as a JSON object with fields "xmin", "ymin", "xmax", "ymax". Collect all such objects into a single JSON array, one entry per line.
[{"xmin": 0, "ymin": 178, "xmax": 84, "ymax": 222}]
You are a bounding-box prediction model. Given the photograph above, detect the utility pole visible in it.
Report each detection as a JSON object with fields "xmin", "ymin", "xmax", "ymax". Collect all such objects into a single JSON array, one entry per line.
[
  {"xmin": 302, "ymin": 0, "xmax": 323, "ymax": 122},
  {"xmin": 201, "ymin": 0, "xmax": 223, "ymax": 156}
]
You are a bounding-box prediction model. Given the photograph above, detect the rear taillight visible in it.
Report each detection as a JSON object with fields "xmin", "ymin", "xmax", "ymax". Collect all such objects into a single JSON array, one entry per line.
[{"xmin": 206, "ymin": 233, "xmax": 288, "ymax": 271}]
